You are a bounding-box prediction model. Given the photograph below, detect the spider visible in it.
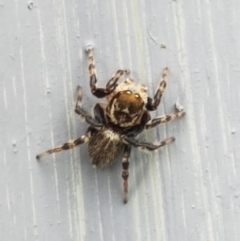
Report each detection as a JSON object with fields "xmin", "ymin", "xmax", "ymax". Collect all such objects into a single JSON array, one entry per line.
[{"xmin": 36, "ymin": 47, "xmax": 185, "ymax": 203}]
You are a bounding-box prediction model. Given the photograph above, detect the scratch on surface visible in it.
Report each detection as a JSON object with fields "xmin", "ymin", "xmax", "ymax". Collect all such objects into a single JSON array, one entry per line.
[
  {"xmin": 6, "ymin": 185, "xmax": 11, "ymax": 211},
  {"xmin": 149, "ymin": 156, "xmax": 167, "ymax": 241},
  {"xmin": 131, "ymin": 152, "xmax": 142, "ymax": 241},
  {"xmin": 37, "ymin": 8, "xmax": 60, "ymax": 216},
  {"xmin": 107, "ymin": 173, "xmax": 116, "ymax": 241},
  {"xmin": 20, "ymin": 45, "xmax": 38, "ymax": 239},
  {"xmin": 131, "ymin": 0, "xmax": 145, "ymax": 82},
  {"xmin": 3, "ymin": 150, "xmax": 6, "ymax": 166},
  {"xmin": 123, "ymin": 0, "xmax": 133, "ymax": 76},
  {"xmin": 66, "ymin": 181, "xmax": 73, "ymax": 239},
  {"xmin": 181, "ymin": 193, "xmax": 187, "ymax": 229},
  {"xmin": 3, "ymin": 87, "xmax": 7, "ymax": 109},
  {"xmin": 12, "ymin": 76, "xmax": 17, "ymax": 97},
  {"xmin": 138, "ymin": 152, "xmax": 151, "ymax": 241},
  {"xmin": 205, "ymin": 1, "xmax": 229, "ymax": 239},
  {"xmin": 95, "ymin": 170, "xmax": 104, "ymax": 241},
  {"xmin": 111, "ymin": 0, "xmax": 122, "ymax": 67},
  {"xmin": 62, "ymin": 0, "xmax": 86, "ymax": 238},
  {"xmin": 172, "ymin": 1, "xmax": 216, "ymax": 240},
  {"xmin": 75, "ymin": 167, "xmax": 86, "ymax": 240}
]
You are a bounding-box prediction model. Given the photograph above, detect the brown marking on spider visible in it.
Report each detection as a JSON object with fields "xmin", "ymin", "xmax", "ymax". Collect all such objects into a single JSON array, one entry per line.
[{"xmin": 36, "ymin": 47, "xmax": 185, "ymax": 203}]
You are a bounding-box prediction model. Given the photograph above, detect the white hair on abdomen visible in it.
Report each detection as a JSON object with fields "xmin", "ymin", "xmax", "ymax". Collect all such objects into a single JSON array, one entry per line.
[{"xmin": 103, "ymin": 129, "xmax": 121, "ymax": 141}]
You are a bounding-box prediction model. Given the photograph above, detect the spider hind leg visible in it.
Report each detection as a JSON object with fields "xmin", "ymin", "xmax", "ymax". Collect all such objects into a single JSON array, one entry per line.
[
  {"xmin": 122, "ymin": 145, "xmax": 131, "ymax": 203},
  {"xmin": 36, "ymin": 133, "xmax": 91, "ymax": 160},
  {"xmin": 122, "ymin": 135, "xmax": 175, "ymax": 151}
]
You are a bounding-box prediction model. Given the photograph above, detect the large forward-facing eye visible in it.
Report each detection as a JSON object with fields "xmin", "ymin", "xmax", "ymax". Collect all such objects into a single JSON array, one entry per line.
[
  {"xmin": 135, "ymin": 93, "xmax": 140, "ymax": 98},
  {"xmin": 125, "ymin": 90, "xmax": 132, "ymax": 94}
]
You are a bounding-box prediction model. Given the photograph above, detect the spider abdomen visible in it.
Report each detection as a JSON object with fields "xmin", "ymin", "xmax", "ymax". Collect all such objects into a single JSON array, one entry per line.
[{"xmin": 88, "ymin": 129, "xmax": 123, "ymax": 167}]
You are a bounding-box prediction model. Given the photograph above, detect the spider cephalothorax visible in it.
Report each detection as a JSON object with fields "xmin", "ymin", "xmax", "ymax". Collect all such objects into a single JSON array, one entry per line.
[
  {"xmin": 36, "ymin": 47, "xmax": 185, "ymax": 203},
  {"xmin": 106, "ymin": 90, "xmax": 144, "ymax": 127}
]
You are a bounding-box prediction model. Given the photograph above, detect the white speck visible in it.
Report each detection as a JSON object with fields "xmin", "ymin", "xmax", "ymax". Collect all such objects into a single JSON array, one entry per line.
[
  {"xmin": 175, "ymin": 101, "xmax": 184, "ymax": 111},
  {"xmin": 85, "ymin": 44, "xmax": 94, "ymax": 52}
]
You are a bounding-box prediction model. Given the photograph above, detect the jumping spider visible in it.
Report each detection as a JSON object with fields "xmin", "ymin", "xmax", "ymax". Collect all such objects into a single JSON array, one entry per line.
[{"xmin": 36, "ymin": 47, "xmax": 185, "ymax": 203}]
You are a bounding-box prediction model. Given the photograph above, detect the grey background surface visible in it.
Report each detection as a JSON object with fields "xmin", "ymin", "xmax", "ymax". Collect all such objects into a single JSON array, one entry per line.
[{"xmin": 1, "ymin": 0, "xmax": 240, "ymax": 240}]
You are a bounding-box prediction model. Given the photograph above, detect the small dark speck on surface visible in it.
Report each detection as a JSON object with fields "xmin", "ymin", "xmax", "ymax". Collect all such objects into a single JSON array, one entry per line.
[
  {"xmin": 46, "ymin": 87, "xmax": 51, "ymax": 94},
  {"xmin": 27, "ymin": 2, "xmax": 34, "ymax": 10},
  {"xmin": 160, "ymin": 43, "xmax": 167, "ymax": 49}
]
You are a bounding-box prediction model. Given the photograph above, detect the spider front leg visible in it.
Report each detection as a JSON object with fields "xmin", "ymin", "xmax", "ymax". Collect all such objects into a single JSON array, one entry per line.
[
  {"xmin": 145, "ymin": 111, "xmax": 185, "ymax": 129},
  {"xmin": 86, "ymin": 47, "xmax": 129, "ymax": 98},
  {"xmin": 146, "ymin": 67, "xmax": 168, "ymax": 111},
  {"xmin": 122, "ymin": 135, "xmax": 175, "ymax": 151},
  {"xmin": 122, "ymin": 145, "xmax": 131, "ymax": 203},
  {"xmin": 36, "ymin": 131, "xmax": 91, "ymax": 159},
  {"xmin": 75, "ymin": 86, "xmax": 103, "ymax": 130}
]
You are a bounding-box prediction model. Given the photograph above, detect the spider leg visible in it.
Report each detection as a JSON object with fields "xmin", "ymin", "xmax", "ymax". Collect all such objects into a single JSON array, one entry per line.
[
  {"xmin": 105, "ymin": 69, "xmax": 130, "ymax": 93},
  {"xmin": 36, "ymin": 132, "xmax": 91, "ymax": 160},
  {"xmin": 122, "ymin": 145, "xmax": 131, "ymax": 203},
  {"xmin": 75, "ymin": 86, "xmax": 103, "ymax": 130},
  {"xmin": 121, "ymin": 135, "xmax": 175, "ymax": 151},
  {"xmin": 146, "ymin": 67, "xmax": 168, "ymax": 111},
  {"xmin": 86, "ymin": 48, "xmax": 129, "ymax": 98},
  {"xmin": 145, "ymin": 110, "xmax": 185, "ymax": 129},
  {"xmin": 93, "ymin": 103, "xmax": 106, "ymax": 124}
]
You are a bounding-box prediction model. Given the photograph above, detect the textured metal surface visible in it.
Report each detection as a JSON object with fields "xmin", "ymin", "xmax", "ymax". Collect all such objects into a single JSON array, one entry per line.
[{"xmin": 1, "ymin": 0, "xmax": 240, "ymax": 240}]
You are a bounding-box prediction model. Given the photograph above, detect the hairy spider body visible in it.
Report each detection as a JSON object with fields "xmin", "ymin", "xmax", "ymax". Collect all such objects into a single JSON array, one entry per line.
[
  {"xmin": 88, "ymin": 128, "xmax": 123, "ymax": 167},
  {"xmin": 88, "ymin": 85, "xmax": 147, "ymax": 166},
  {"xmin": 36, "ymin": 47, "xmax": 185, "ymax": 203}
]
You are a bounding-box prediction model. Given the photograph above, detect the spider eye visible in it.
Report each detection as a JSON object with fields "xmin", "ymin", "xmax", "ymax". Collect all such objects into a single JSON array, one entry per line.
[
  {"xmin": 125, "ymin": 90, "xmax": 132, "ymax": 94},
  {"xmin": 135, "ymin": 93, "xmax": 140, "ymax": 98}
]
